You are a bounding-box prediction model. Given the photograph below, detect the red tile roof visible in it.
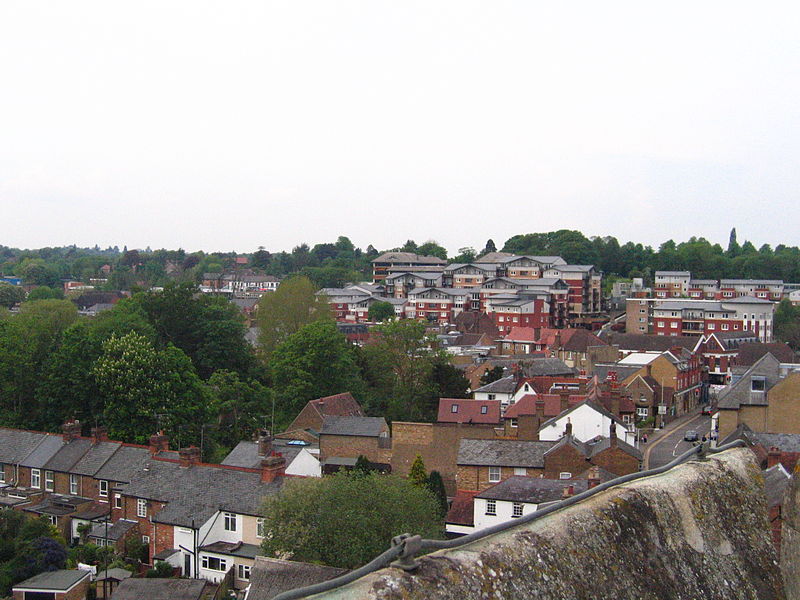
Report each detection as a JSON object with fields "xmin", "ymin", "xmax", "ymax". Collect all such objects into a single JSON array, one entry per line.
[
  {"xmin": 310, "ymin": 393, "xmax": 364, "ymax": 418},
  {"xmin": 503, "ymin": 394, "xmax": 586, "ymax": 419},
  {"xmin": 502, "ymin": 327, "xmax": 538, "ymax": 343},
  {"xmin": 438, "ymin": 398, "xmax": 501, "ymax": 424},
  {"xmin": 445, "ymin": 492, "xmax": 476, "ymax": 525}
]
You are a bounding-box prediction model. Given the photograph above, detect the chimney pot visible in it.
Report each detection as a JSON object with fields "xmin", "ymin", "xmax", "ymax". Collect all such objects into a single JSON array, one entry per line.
[
  {"xmin": 91, "ymin": 426, "xmax": 108, "ymax": 444},
  {"xmin": 258, "ymin": 431, "xmax": 273, "ymax": 457},
  {"xmin": 178, "ymin": 446, "xmax": 201, "ymax": 468},
  {"xmin": 62, "ymin": 420, "xmax": 82, "ymax": 442},
  {"xmin": 149, "ymin": 432, "xmax": 169, "ymax": 455},
  {"xmin": 261, "ymin": 456, "xmax": 287, "ymax": 483}
]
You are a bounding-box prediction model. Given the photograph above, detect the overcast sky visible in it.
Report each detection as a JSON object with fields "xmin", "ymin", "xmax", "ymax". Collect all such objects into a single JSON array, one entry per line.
[{"xmin": 1, "ymin": 2, "xmax": 798, "ymax": 255}]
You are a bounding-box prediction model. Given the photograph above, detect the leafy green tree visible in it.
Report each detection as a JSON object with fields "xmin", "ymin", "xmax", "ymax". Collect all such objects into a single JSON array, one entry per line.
[
  {"xmin": 416, "ymin": 240, "xmax": 448, "ymax": 260},
  {"xmin": 426, "ymin": 470, "xmax": 449, "ymax": 517},
  {"xmin": 25, "ymin": 286, "xmax": 63, "ymax": 301},
  {"xmin": 93, "ymin": 332, "xmax": 210, "ymax": 445},
  {"xmin": 256, "ymin": 276, "xmax": 331, "ymax": 355},
  {"xmin": 207, "ymin": 370, "xmax": 273, "ymax": 450},
  {"xmin": 361, "ymin": 320, "xmax": 438, "ymax": 421},
  {"xmin": 0, "ymin": 283, "xmax": 25, "ymax": 308},
  {"xmin": 431, "ymin": 357, "xmax": 470, "ymax": 399},
  {"xmin": 481, "ymin": 239, "xmax": 497, "ymax": 255},
  {"xmin": 367, "ymin": 301, "xmax": 395, "ymax": 322},
  {"xmin": 479, "ymin": 365, "xmax": 505, "ymax": 386},
  {"xmin": 408, "ymin": 454, "xmax": 428, "ymax": 487},
  {"xmin": 260, "ymin": 472, "xmax": 442, "ymax": 568},
  {"xmin": 452, "ymin": 247, "xmax": 477, "ymax": 264},
  {"xmin": 267, "ymin": 321, "xmax": 364, "ymax": 429}
]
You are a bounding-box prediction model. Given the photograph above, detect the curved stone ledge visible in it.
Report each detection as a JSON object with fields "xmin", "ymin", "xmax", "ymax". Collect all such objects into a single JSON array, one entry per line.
[{"xmin": 315, "ymin": 448, "xmax": 784, "ymax": 600}]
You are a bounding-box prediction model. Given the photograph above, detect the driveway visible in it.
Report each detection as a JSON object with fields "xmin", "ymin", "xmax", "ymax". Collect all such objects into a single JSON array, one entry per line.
[{"xmin": 642, "ymin": 412, "xmax": 714, "ymax": 469}]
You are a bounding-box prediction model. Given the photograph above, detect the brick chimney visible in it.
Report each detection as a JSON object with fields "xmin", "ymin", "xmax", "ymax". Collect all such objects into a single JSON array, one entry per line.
[
  {"xmin": 610, "ymin": 389, "xmax": 621, "ymax": 418},
  {"xmin": 564, "ymin": 418, "xmax": 573, "ymax": 438},
  {"xmin": 559, "ymin": 390, "xmax": 570, "ymax": 413},
  {"xmin": 609, "ymin": 420, "xmax": 617, "ymax": 448},
  {"xmin": 178, "ymin": 446, "xmax": 201, "ymax": 468},
  {"xmin": 768, "ymin": 446, "xmax": 782, "ymax": 469},
  {"xmin": 588, "ymin": 466, "xmax": 601, "ymax": 489},
  {"xmin": 91, "ymin": 426, "xmax": 108, "ymax": 445},
  {"xmin": 535, "ymin": 398, "xmax": 545, "ymax": 418},
  {"xmin": 149, "ymin": 432, "xmax": 169, "ymax": 455},
  {"xmin": 257, "ymin": 431, "xmax": 273, "ymax": 457},
  {"xmin": 561, "ymin": 484, "xmax": 575, "ymax": 499},
  {"xmin": 261, "ymin": 455, "xmax": 287, "ymax": 483},
  {"xmin": 62, "ymin": 420, "xmax": 82, "ymax": 443}
]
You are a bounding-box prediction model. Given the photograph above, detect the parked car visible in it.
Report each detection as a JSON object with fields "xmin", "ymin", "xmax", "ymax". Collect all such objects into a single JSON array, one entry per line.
[
  {"xmin": 684, "ymin": 430, "xmax": 699, "ymax": 442},
  {"xmin": 701, "ymin": 405, "xmax": 713, "ymax": 415}
]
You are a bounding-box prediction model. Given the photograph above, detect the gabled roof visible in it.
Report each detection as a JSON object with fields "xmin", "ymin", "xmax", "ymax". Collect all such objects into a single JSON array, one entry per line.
[
  {"xmin": 44, "ymin": 438, "xmax": 94, "ymax": 472},
  {"xmin": 372, "ymin": 252, "xmax": 447, "ymax": 265},
  {"xmin": 120, "ymin": 460, "xmax": 282, "ymax": 526},
  {"xmin": 603, "ymin": 332, "xmax": 702, "ymax": 354},
  {"xmin": 111, "ymin": 578, "xmax": 208, "ymax": 600},
  {"xmin": 308, "ymin": 393, "xmax": 365, "ymax": 420},
  {"xmin": 717, "ymin": 353, "xmax": 783, "ymax": 409},
  {"xmin": 456, "ymin": 439, "xmax": 555, "ymax": 468},
  {"xmin": 504, "ymin": 394, "xmax": 586, "ymax": 419},
  {"xmin": 221, "ymin": 440, "xmax": 308, "ymax": 470},
  {"xmin": 19, "ymin": 435, "xmax": 65, "ymax": 469},
  {"xmin": 445, "ymin": 493, "xmax": 475, "ymax": 526},
  {"xmin": 476, "ymin": 476, "xmax": 589, "ymax": 503},
  {"xmin": 0, "ymin": 429, "xmax": 50, "ymax": 464},
  {"xmin": 765, "ymin": 464, "xmax": 790, "ymax": 508},
  {"xmin": 501, "ymin": 327, "xmax": 538, "ymax": 343},
  {"xmin": 538, "ymin": 399, "xmax": 623, "ymax": 430},
  {"xmin": 320, "ymin": 416, "xmax": 387, "ymax": 438},
  {"xmin": 438, "ymin": 398, "xmax": 501, "ymax": 424},
  {"xmin": 544, "ymin": 433, "xmax": 642, "ymax": 462},
  {"xmin": 474, "ymin": 375, "xmax": 517, "ymax": 395},
  {"xmin": 13, "ymin": 570, "xmax": 90, "ymax": 592},
  {"xmin": 94, "ymin": 445, "xmax": 152, "ymax": 484},
  {"xmin": 737, "ymin": 343, "xmax": 797, "ymax": 366}
]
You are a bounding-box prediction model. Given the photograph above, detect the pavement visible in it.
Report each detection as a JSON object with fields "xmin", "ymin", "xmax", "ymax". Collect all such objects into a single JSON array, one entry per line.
[{"xmin": 642, "ymin": 409, "xmax": 714, "ymax": 469}]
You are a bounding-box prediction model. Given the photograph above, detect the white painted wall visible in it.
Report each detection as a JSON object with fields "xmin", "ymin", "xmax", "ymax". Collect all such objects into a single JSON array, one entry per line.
[
  {"xmin": 538, "ymin": 403, "xmax": 633, "ymax": 445},
  {"xmin": 473, "ymin": 497, "xmax": 537, "ymax": 531}
]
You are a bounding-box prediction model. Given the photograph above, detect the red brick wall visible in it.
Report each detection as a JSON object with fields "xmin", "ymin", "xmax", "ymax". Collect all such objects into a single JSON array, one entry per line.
[
  {"xmin": 543, "ymin": 444, "xmax": 588, "ymax": 479},
  {"xmin": 591, "ymin": 446, "xmax": 641, "ymax": 476}
]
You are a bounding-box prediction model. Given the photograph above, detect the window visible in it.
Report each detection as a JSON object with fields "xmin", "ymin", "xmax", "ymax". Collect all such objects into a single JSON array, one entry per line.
[
  {"xmin": 31, "ymin": 469, "xmax": 41, "ymax": 489},
  {"xmin": 512, "ymin": 502, "xmax": 523, "ymax": 518},
  {"xmin": 99, "ymin": 480, "xmax": 109, "ymax": 498},
  {"xmin": 488, "ymin": 466, "xmax": 501, "ymax": 483},
  {"xmin": 0, "ymin": 464, "xmax": 5, "ymax": 483},
  {"xmin": 451, "ymin": 404, "xmax": 459, "ymax": 413},
  {"xmin": 480, "ymin": 405, "xmax": 488, "ymax": 414},
  {"xmin": 257, "ymin": 518, "xmax": 265, "ymax": 538},
  {"xmin": 657, "ymin": 321, "xmax": 664, "ymax": 327},
  {"xmin": 559, "ymin": 472, "xmax": 572, "ymax": 480},
  {"xmin": 48, "ymin": 515, "xmax": 57, "ymax": 526},
  {"xmin": 201, "ymin": 555, "xmax": 227, "ymax": 572},
  {"xmin": 514, "ymin": 467, "xmax": 526, "ymax": 476},
  {"xmin": 137, "ymin": 498, "xmax": 147, "ymax": 518},
  {"xmin": 708, "ymin": 323, "xmax": 715, "ymax": 330},
  {"xmin": 224, "ymin": 512, "xmax": 237, "ymax": 532},
  {"xmin": 751, "ymin": 377, "xmax": 766, "ymax": 392},
  {"xmin": 114, "ymin": 494, "xmax": 122, "ymax": 509},
  {"xmin": 509, "ymin": 418, "xmax": 518, "ymax": 428},
  {"xmin": 70, "ymin": 474, "xmax": 78, "ymax": 495},
  {"xmin": 485, "ymin": 499, "xmax": 496, "ymax": 515},
  {"xmin": 637, "ymin": 407, "xmax": 649, "ymax": 417},
  {"xmin": 670, "ymin": 322, "xmax": 678, "ymax": 329},
  {"xmin": 142, "ymin": 535, "xmax": 150, "ymax": 544},
  {"xmin": 238, "ymin": 564, "xmax": 251, "ymax": 580},
  {"xmin": 722, "ymin": 324, "xmax": 729, "ymax": 330},
  {"xmin": 487, "ymin": 394, "xmax": 496, "ymax": 400},
  {"xmin": 43, "ymin": 470, "xmax": 54, "ymax": 492}
]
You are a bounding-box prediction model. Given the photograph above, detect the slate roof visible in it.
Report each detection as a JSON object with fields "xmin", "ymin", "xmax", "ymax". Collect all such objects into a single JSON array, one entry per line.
[
  {"xmin": 246, "ymin": 556, "xmax": 347, "ymax": 600},
  {"xmin": 71, "ymin": 441, "xmax": 124, "ymax": 477},
  {"xmin": 88, "ymin": 518, "xmax": 138, "ymax": 542},
  {"xmin": 737, "ymin": 343, "xmax": 797, "ymax": 366},
  {"xmin": 523, "ymin": 358, "xmax": 576, "ymax": 377},
  {"xmin": 544, "ymin": 434, "xmax": 642, "ymax": 462},
  {"xmin": 95, "ymin": 567, "xmax": 132, "ymax": 582},
  {"xmin": 321, "ymin": 416, "xmax": 388, "ymax": 438},
  {"xmin": 764, "ymin": 464, "xmax": 790, "ymax": 508},
  {"xmin": 603, "ymin": 333, "xmax": 701, "ymax": 353},
  {"xmin": 93, "ymin": 445, "xmax": 152, "ymax": 483},
  {"xmin": 111, "ymin": 578, "xmax": 208, "ymax": 600},
  {"xmin": 44, "ymin": 438, "xmax": 94, "ymax": 472},
  {"xmin": 308, "ymin": 393, "xmax": 364, "ymax": 418},
  {"xmin": 20, "ymin": 435, "xmax": 64, "ymax": 468},
  {"xmin": 474, "ymin": 375, "xmax": 517, "ymax": 395},
  {"xmin": 119, "ymin": 460, "xmax": 282, "ymax": 527},
  {"xmin": 476, "ymin": 476, "xmax": 590, "ymax": 503},
  {"xmin": 13, "ymin": 570, "xmax": 89, "ymax": 591},
  {"xmin": 437, "ymin": 399, "xmax": 501, "ymax": 424},
  {"xmin": 0, "ymin": 428, "xmax": 49, "ymax": 464},
  {"xmin": 591, "ymin": 364, "xmax": 642, "ymax": 383},
  {"xmin": 655, "ymin": 271, "xmax": 691, "ymax": 277},
  {"xmin": 717, "ymin": 353, "xmax": 783, "ymax": 409},
  {"xmin": 457, "ymin": 439, "xmax": 555, "ymax": 468},
  {"xmin": 221, "ymin": 440, "xmax": 307, "ymax": 470}
]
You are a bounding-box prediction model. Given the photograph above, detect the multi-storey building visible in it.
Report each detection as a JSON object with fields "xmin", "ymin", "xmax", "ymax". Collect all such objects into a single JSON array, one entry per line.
[
  {"xmin": 543, "ymin": 265, "xmax": 602, "ymax": 316},
  {"xmin": 406, "ymin": 287, "xmax": 469, "ymax": 324},
  {"xmin": 371, "ymin": 252, "xmax": 447, "ymax": 283},
  {"xmin": 442, "ymin": 263, "xmax": 498, "ymax": 288},
  {"xmin": 654, "ymin": 271, "xmax": 692, "ymax": 298}
]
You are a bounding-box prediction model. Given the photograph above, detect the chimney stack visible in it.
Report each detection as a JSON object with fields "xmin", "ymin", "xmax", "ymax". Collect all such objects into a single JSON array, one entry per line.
[
  {"xmin": 768, "ymin": 446, "xmax": 782, "ymax": 469},
  {"xmin": 257, "ymin": 430, "xmax": 273, "ymax": 457},
  {"xmin": 588, "ymin": 466, "xmax": 601, "ymax": 489},
  {"xmin": 62, "ymin": 420, "xmax": 82, "ymax": 443},
  {"xmin": 178, "ymin": 446, "xmax": 201, "ymax": 468},
  {"xmin": 562, "ymin": 484, "xmax": 575, "ymax": 499},
  {"xmin": 149, "ymin": 432, "xmax": 169, "ymax": 455},
  {"xmin": 564, "ymin": 418, "xmax": 573, "ymax": 438},
  {"xmin": 535, "ymin": 398, "xmax": 545, "ymax": 418},
  {"xmin": 609, "ymin": 420, "xmax": 618, "ymax": 448},
  {"xmin": 91, "ymin": 426, "xmax": 108, "ymax": 445},
  {"xmin": 261, "ymin": 455, "xmax": 287, "ymax": 483}
]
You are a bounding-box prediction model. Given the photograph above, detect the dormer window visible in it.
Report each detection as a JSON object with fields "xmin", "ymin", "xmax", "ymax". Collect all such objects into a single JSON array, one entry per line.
[{"xmin": 751, "ymin": 376, "xmax": 766, "ymax": 392}]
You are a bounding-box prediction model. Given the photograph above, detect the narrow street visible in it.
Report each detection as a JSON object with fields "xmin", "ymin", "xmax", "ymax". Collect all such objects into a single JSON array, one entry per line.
[{"xmin": 643, "ymin": 411, "xmax": 714, "ymax": 469}]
